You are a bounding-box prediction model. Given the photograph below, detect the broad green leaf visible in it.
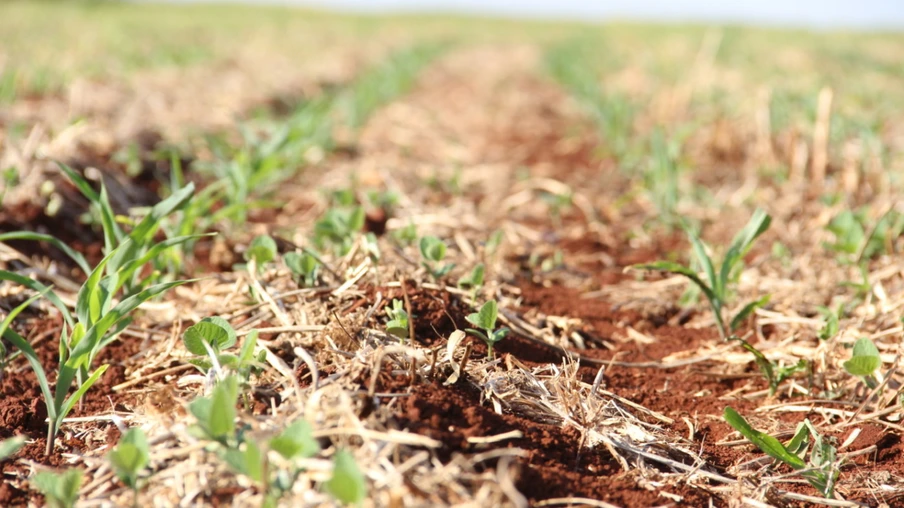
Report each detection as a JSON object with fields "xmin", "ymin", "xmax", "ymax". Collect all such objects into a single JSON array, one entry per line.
[
  {"xmin": 324, "ymin": 450, "xmax": 367, "ymax": 505},
  {"xmin": 108, "ymin": 428, "xmax": 149, "ymax": 487},
  {"xmin": 208, "ymin": 377, "xmax": 238, "ymax": 440},
  {"xmin": 0, "ymin": 232, "xmax": 90, "ymax": 275},
  {"xmin": 473, "ymin": 300, "xmax": 498, "ymax": 330},
  {"xmin": 419, "ymin": 236, "xmax": 446, "ymax": 262},
  {"xmin": 245, "ymin": 235, "xmax": 278, "ymax": 265},
  {"xmin": 183, "ymin": 317, "xmax": 237, "ymax": 356},
  {"xmin": 844, "ymin": 338, "xmax": 881, "ymax": 376},
  {"xmin": 32, "ymin": 468, "xmax": 83, "ymax": 508},
  {"xmin": 458, "ymin": 263, "xmax": 485, "ymax": 289},
  {"xmin": 269, "ymin": 420, "xmax": 320, "ymax": 460},
  {"xmin": 223, "ymin": 441, "xmax": 264, "ymax": 483},
  {"xmin": 723, "ymin": 407, "xmax": 806, "ymax": 470},
  {"xmin": 0, "ymin": 436, "xmax": 26, "ymax": 461}
]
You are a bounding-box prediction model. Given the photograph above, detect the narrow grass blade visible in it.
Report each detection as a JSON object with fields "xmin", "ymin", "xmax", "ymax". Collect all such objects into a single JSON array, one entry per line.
[
  {"xmin": 0, "ymin": 270, "xmax": 73, "ymax": 327},
  {"xmin": 723, "ymin": 406, "xmax": 806, "ymax": 469},
  {"xmin": 0, "ymin": 232, "xmax": 90, "ymax": 274}
]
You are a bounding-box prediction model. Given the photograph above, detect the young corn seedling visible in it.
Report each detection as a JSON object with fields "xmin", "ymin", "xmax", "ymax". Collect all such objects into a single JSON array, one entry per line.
[
  {"xmin": 107, "ymin": 428, "xmax": 150, "ymax": 507},
  {"xmin": 283, "ymin": 251, "xmax": 320, "ymax": 287},
  {"xmin": 31, "ymin": 468, "xmax": 83, "ymax": 508},
  {"xmin": 385, "ymin": 299, "xmax": 410, "ymax": 342},
  {"xmin": 632, "ymin": 209, "xmax": 794, "ymax": 394},
  {"xmin": 465, "ymin": 300, "xmax": 510, "ymax": 359},
  {"xmin": 324, "ymin": 449, "xmax": 368, "ymax": 506},
  {"xmin": 1, "ymin": 239, "xmax": 193, "ymax": 454},
  {"xmin": 419, "ymin": 235, "xmax": 454, "ymax": 280},
  {"xmin": 724, "ymin": 407, "xmax": 840, "ymax": 498}
]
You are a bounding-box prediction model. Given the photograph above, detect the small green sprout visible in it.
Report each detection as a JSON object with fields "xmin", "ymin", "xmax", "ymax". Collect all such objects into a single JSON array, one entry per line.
[
  {"xmin": 391, "ymin": 221, "xmax": 418, "ymax": 246},
  {"xmin": 284, "ymin": 251, "xmax": 320, "ymax": 287},
  {"xmin": 32, "ymin": 468, "xmax": 83, "ymax": 508},
  {"xmin": 268, "ymin": 420, "xmax": 320, "ymax": 461},
  {"xmin": 183, "ymin": 318, "xmax": 264, "ymax": 392},
  {"xmin": 844, "ymin": 337, "xmax": 881, "ymax": 388},
  {"xmin": 465, "ymin": 300, "xmax": 510, "ymax": 359},
  {"xmin": 0, "ymin": 436, "xmax": 26, "ymax": 461},
  {"xmin": 385, "ymin": 299, "xmax": 410, "ymax": 341},
  {"xmin": 189, "ymin": 376, "xmax": 239, "ymax": 445},
  {"xmin": 245, "ymin": 235, "xmax": 278, "ymax": 271},
  {"xmin": 633, "ymin": 208, "xmax": 772, "ymax": 341},
  {"xmin": 457, "ymin": 263, "xmax": 485, "ymax": 300},
  {"xmin": 107, "ymin": 428, "xmax": 150, "ymax": 505},
  {"xmin": 363, "ymin": 232, "xmax": 381, "ymax": 263},
  {"xmin": 724, "ymin": 407, "xmax": 839, "ymax": 498},
  {"xmin": 816, "ymin": 304, "xmax": 843, "ymax": 341},
  {"xmin": 324, "ymin": 449, "xmax": 367, "ymax": 506},
  {"xmin": 314, "ymin": 206, "xmax": 365, "ymax": 256},
  {"xmin": 221, "ymin": 419, "xmax": 320, "ymax": 507},
  {"xmin": 632, "ymin": 209, "xmax": 792, "ymax": 394},
  {"xmin": 419, "ymin": 235, "xmax": 454, "ymax": 279},
  {"xmin": 825, "ymin": 208, "xmax": 904, "ymax": 264},
  {"xmin": 485, "ymin": 230, "xmax": 504, "ymax": 257}
]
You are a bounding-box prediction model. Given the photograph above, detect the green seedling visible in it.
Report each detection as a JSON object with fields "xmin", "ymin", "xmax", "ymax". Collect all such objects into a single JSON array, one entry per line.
[
  {"xmin": 225, "ymin": 419, "xmax": 321, "ymax": 507},
  {"xmin": 284, "ymin": 251, "xmax": 320, "ymax": 287},
  {"xmin": 540, "ymin": 190, "xmax": 573, "ymax": 227},
  {"xmin": 419, "ymin": 236, "xmax": 454, "ymax": 279},
  {"xmin": 632, "ymin": 210, "xmax": 793, "ymax": 393},
  {"xmin": 31, "ymin": 468, "xmax": 83, "ymax": 508},
  {"xmin": 363, "ymin": 232, "xmax": 381, "ymax": 263},
  {"xmin": 182, "ymin": 318, "xmax": 265, "ymax": 388},
  {"xmin": 391, "ymin": 221, "xmax": 418, "ymax": 246},
  {"xmin": 465, "ymin": 300, "xmax": 510, "ymax": 359},
  {"xmin": 485, "ymin": 230, "xmax": 504, "ymax": 257},
  {"xmin": 724, "ymin": 407, "xmax": 839, "ymax": 498},
  {"xmin": 56, "ymin": 163, "xmax": 199, "ymax": 290},
  {"xmin": 107, "ymin": 428, "xmax": 150, "ymax": 506},
  {"xmin": 1, "ymin": 236, "xmax": 192, "ymax": 454},
  {"xmin": 189, "ymin": 375, "xmax": 240, "ymax": 445},
  {"xmin": 825, "ymin": 208, "xmax": 904, "ymax": 264},
  {"xmin": 313, "ymin": 207, "xmax": 365, "ymax": 256},
  {"xmin": 844, "ymin": 337, "xmax": 881, "ymax": 389},
  {"xmin": 324, "ymin": 449, "xmax": 367, "ymax": 506},
  {"xmin": 385, "ymin": 299, "xmax": 409, "ymax": 341},
  {"xmin": 0, "ymin": 166, "xmax": 18, "ymax": 208},
  {"xmin": 0, "ymin": 436, "xmax": 26, "ymax": 461},
  {"xmin": 644, "ymin": 128, "xmax": 682, "ymax": 226},
  {"xmin": 244, "ymin": 235, "xmax": 278, "ymax": 272},
  {"xmin": 736, "ymin": 340, "xmax": 808, "ymax": 396},
  {"xmin": 457, "ymin": 263, "xmax": 485, "ymax": 300},
  {"xmin": 816, "ymin": 304, "xmax": 843, "ymax": 341},
  {"xmin": 633, "ymin": 208, "xmax": 772, "ymax": 341}
]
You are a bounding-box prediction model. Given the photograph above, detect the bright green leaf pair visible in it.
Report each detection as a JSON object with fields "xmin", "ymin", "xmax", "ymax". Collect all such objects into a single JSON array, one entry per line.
[{"xmin": 465, "ymin": 300, "xmax": 510, "ymax": 359}]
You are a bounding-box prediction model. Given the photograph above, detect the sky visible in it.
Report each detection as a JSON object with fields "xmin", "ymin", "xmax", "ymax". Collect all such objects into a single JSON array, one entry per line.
[{"xmin": 165, "ymin": 0, "xmax": 904, "ymax": 29}]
